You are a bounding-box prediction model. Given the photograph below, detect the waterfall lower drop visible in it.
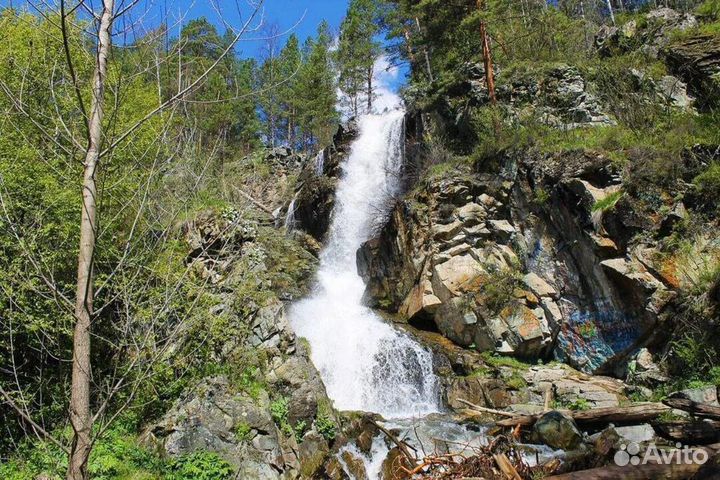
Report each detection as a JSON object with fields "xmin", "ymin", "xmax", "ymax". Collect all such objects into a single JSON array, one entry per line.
[{"xmin": 290, "ymin": 110, "xmax": 441, "ymax": 419}]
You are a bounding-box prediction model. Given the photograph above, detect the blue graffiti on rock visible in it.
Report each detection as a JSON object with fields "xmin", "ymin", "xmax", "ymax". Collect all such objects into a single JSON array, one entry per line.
[{"xmin": 555, "ymin": 305, "xmax": 640, "ymax": 372}]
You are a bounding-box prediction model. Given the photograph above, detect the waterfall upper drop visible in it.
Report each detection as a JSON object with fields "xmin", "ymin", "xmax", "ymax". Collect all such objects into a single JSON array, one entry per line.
[{"xmin": 290, "ymin": 111, "xmax": 441, "ymax": 418}]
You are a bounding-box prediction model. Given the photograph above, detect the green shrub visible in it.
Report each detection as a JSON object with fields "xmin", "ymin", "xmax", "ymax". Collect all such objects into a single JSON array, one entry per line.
[
  {"xmin": 293, "ymin": 420, "xmax": 308, "ymax": 443},
  {"xmin": 167, "ymin": 452, "xmax": 233, "ymax": 480},
  {"xmin": 533, "ymin": 187, "xmax": 551, "ymax": 206},
  {"xmin": 694, "ymin": 162, "xmax": 720, "ymax": 200},
  {"xmin": 0, "ymin": 427, "xmax": 166, "ymax": 480},
  {"xmin": 234, "ymin": 422, "xmax": 252, "ymax": 442},
  {"xmin": 270, "ymin": 396, "xmax": 290, "ymax": 427},
  {"xmin": 314, "ymin": 413, "xmax": 337, "ymax": 442},
  {"xmin": 234, "ymin": 366, "xmax": 266, "ymax": 401},
  {"xmin": 482, "ymin": 266, "xmax": 524, "ymax": 314},
  {"xmin": 568, "ymin": 398, "xmax": 591, "ymax": 411},
  {"xmin": 697, "ymin": 0, "xmax": 720, "ymax": 20}
]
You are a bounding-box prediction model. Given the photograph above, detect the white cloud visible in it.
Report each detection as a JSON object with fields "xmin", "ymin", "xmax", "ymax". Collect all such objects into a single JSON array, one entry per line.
[{"xmin": 372, "ymin": 55, "xmax": 402, "ymax": 113}]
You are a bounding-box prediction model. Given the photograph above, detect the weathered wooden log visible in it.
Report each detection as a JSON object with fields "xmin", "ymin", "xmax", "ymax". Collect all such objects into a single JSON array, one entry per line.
[
  {"xmin": 652, "ymin": 420, "xmax": 720, "ymax": 444},
  {"xmin": 496, "ymin": 403, "xmax": 670, "ymax": 428},
  {"xmin": 663, "ymin": 398, "xmax": 720, "ymax": 420},
  {"xmin": 545, "ymin": 444, "xmax": 720, "ymax": 480},
  {"xmin": 544, "ymin": 462, "xmax": 702, "ymax": 479},
  {"xmin": 493, "ymin": 452, "xmax": 522, "ymax": 480}
]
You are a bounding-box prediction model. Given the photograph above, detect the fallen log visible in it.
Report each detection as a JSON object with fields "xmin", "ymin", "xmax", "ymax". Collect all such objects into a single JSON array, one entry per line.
[
  {"xmin": 493, "ymin": 452, "xmax": 522, "ymax": 480},
  {"xmin": 652, "ymin": 420, "xmax": 720, "ymax": 444},
  {"xmin": 545, "ymin": 444, "xmax": 720, "ymax": 480},
  {"xmin": 496, "ymin": 403, "xmax": 670, "ymax": 428},
  {"xmin": 544, "ymin": 462, "xmax": 702, "ymax": 480},
  {"xmin": 458, "ymin": 398, "xmax": 518, "ymax": 418},
  {"xmin": 663, "ymin": 397, "xmax": 720, "ymax": 420}
]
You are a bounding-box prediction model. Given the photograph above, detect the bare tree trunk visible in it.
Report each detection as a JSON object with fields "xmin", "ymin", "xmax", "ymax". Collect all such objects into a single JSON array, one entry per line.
[
  {"xmin": 402, "ymin": 27, "xmax": 417, "ymax": 65},
  {"xmin": 367, "ymin": 65, "xmax": 373, "ymax": 113},
  {"xmin": 414, "ymin": 17, "xmax": 434, "ymax": 83},
  {"xmin": 605, "ymin": 0, "xmax": 616, "ymax": 26},
  {"xmin": 67, "ymin": 1, "xmax": 114, "ymax": 479},
  {"xmin": 477, "ymin": 0, "xmax": 497, "ymax": 106}
]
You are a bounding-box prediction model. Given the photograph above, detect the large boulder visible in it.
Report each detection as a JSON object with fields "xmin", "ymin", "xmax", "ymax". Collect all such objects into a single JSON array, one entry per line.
[
  {"xmin": 142, "ymin": 376, "xmax": 288, "ymax": 476},
  {"xmin": 664, "ymin": 34, "xmax": 720, "ymax": 110},
  {"xmin": 298, "ymin": 432, "xmax": 330, "ymax": 478},
  {"xmin": 532, "ymin": 411, "xmax": 584, "ymax": 450}
]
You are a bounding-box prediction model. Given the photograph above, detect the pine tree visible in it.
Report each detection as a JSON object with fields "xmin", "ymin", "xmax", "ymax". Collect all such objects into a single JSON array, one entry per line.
[
  {"xmin": 258, "ymin": 24, "xmax": 283, "ymax": 147},
  {"xmin": 296, "ymin": 21, "xmax": 339, "ymax": 148},
  {"xmin": 278, "ymin": 34, "xmax": 302, "ymax": 147},
  {"xmin": 337, "ymin": 0, "xmax": 382, "ymax": 116}
]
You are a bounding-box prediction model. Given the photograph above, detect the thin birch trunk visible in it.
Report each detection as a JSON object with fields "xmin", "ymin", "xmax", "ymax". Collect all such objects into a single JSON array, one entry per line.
[{"xmin": 67, "ymin": 1, "xmax": 114, "ymax": 479}]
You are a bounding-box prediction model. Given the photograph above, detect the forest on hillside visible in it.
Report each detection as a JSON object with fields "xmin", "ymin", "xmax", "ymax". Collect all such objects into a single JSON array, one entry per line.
[{"xmin": 1, "ymin": 0, "xmax": 719, "ymax": 479}]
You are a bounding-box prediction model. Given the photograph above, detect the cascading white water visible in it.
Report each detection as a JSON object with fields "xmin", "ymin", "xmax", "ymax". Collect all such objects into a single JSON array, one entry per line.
[
  {"xmin": 284, "ymin": 193, "xmax": 298, "ymax": 230},
  {"xmin": 314, "ymin": 150, "xmax": 325, "ymax": 176},
  {"xmin": 290, "ymin": 111, "xmax": 441, "ymax": 418}
]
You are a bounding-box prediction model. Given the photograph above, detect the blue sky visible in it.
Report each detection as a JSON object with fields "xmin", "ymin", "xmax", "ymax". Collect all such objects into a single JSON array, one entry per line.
[
  {"xmin": 0, "ymin": 0, "xmax": 406, "ymax": 95},
  {"xmin": 0, "ymin": 1, "xmax": 348, "ymax": 57},
  {"xmin": 160, "ymin": 0, "xmax": 349, "ymax": 58}
]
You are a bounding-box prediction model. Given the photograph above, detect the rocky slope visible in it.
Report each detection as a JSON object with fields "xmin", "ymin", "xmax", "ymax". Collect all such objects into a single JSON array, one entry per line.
[{"xmin": 143, "ymin": 7, "xmax": 720, "ymax": 479}]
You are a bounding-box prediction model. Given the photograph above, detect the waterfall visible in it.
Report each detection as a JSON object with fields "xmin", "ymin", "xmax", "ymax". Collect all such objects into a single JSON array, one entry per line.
[
  {"xmin": 284, "ymin": 193, "xmax": 298, "ymax": 231},
  {"xmin": 290, "ymin": 111, "xmax": 441, "ymax": 418},
  {"xmin": 314, "ymin": 150, "xmax": 325, "ymax": 176}
]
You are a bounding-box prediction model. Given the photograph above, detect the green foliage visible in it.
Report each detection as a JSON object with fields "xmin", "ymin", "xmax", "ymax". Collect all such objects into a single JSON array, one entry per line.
[
  {"xmin": 337, "ymin": 0, "xmax": 381, "ymax": 115},
  {"xmin": 592, "ymin": 191, "xmax": 624, "ymax": 212},
  {"xmin": 234, "ymin": 422, "xmax": 253, "ymax": 442},
  {"xmin": 294, "ymin": 420, "xmax": 308, "ymax": 443},
  {"xmin": 168, "ymin": 18, "xmax": 260, "ymax": 150},
  {"xmin": 296, "ymin": 22, "xmax": 339, "ymax": 146},
  {"xmin": 0, "ymin": 427, "xmax": 166, "ymax": 480},
  {"xmin": 233, "ymin": 366, "xmax": 266, "ymax": 401},
  {"xmin": 270, "ymin": 396, "xmax": 291, "ymax": 432},
  {"xmin": 315, "ymin": 412, "xmax": 337, "ymax": 442},
  {"xmin": 480, "ymin": 352, "xmax": 533, "ymax": 370},
  {"xmin": 481, "ymin": 266, "xmax": 524, "ymax": 314},
  {"xmin": 259, "ymin": 23, "xmax": 338, "ymax": 148},
  {"xmin": 697, "ymin": 0, "xmax": 720, "ymax": 19},
  {"xmin": 567, "ymin": 398, "xmax": 591, "ymax": 411},
  {"xmin": 505, "ymin": 372, "xmax": 528, "ymax": 390},
  {"xmin": 694, "ymin": 162, "xmax": 720, "ymax": 202},
  {"xmin": 533, "ymin": 188, "xmax": 551, "ymax": 206},
  {"xmin": 167, "ymin": 452, "xmax": 234, "ymax": 480}
]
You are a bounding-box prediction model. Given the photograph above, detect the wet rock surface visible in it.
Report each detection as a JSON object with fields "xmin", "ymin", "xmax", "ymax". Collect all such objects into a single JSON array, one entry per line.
[{"xmin": 359, "ymin": 146, "xmax": 678, "ymax": 375}]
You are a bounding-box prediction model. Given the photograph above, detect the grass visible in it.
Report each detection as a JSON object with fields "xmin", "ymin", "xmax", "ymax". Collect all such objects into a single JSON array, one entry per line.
[
  {"xmin": 505, "ymin": 372, "xmax": 528, "ymax": 390},
  {"xmin": 697, "ymin": 0, "xmax": 720, "ymax": 20},
  {"xmin": 481, "ymin": 351, "xmax": 533, "ymax": 370},
  {"xmin": 694, "ymin": 162, "xmax": 720, "ymax": 201},
  {"xmin": 592, "ymin": 190, "xmax": 623, "ymax": 212},
  {"xmin": 0, "ymin": 424, "xmax": 236, "ymax": 480}
]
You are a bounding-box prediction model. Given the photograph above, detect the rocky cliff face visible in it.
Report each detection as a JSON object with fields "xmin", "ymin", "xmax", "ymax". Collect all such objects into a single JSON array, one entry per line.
[
  {"xmin": 358, "ymin": 7, "xmax": 720, "ymax": 381},
  {"xmin": 359, "ymin": 139, "xmax": 695, "ymax": 376}
]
